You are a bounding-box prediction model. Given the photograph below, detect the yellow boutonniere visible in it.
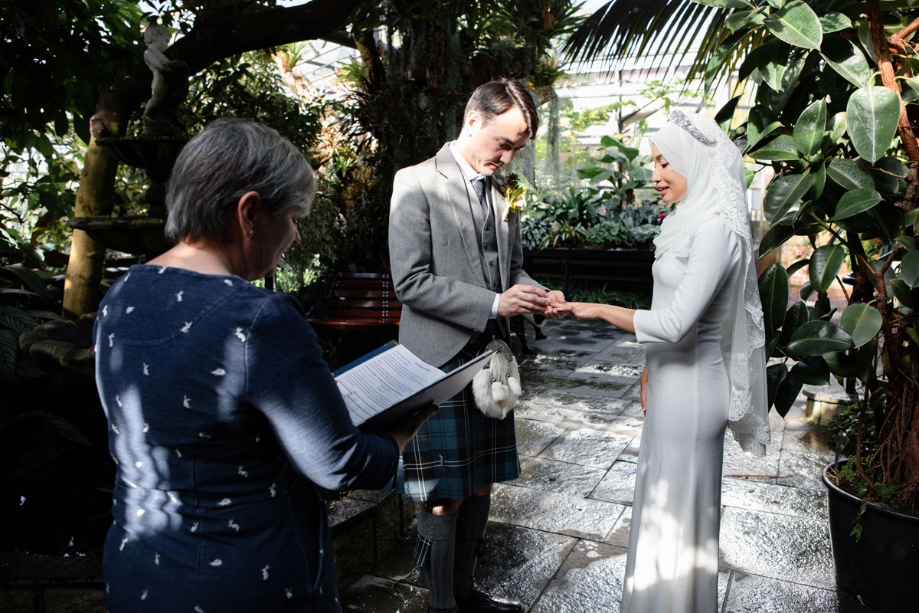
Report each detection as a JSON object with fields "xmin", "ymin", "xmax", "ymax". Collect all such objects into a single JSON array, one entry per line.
[{"xmin": 505, "ymin": 173, "xmax": 527, "ymax": 214}]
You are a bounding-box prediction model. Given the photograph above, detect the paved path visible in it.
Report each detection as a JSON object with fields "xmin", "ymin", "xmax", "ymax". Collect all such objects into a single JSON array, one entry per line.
[{"xmin": 340, "ymin": 318, "xmax": 870, "ymax": 612}]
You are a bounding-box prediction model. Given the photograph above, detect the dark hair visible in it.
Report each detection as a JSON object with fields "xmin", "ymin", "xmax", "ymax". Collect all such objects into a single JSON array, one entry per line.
[
  {"xmin": 165, "ymin": 118, "xmax": 315, "ymax": 244},
  {"xmin": 463, "ymin": 78, "xmax": 539, "ymax": 139}
]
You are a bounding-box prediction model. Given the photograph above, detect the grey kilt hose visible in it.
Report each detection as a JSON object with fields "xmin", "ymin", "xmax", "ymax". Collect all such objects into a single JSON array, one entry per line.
[{"xmin": 395, "ymin": 337, "xmax": 520, "ymax": 503}]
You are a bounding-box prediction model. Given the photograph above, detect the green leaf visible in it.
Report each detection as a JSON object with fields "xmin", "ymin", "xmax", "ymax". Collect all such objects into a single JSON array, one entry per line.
[
  {"xmin": 759, "ymin": 263, "xmax": 789, "ymax": 332},
  {"xmin": 3, "ymin": 265, "xmax": 53, "ymax": 304},
  {"xmin": 900, "ymin": 250, "xmax": 919, "ymax": 288},
  {"xmin": 826, "ymin": 112, "xmax": 847, "ymax": 145},
  {"xmin": 790, "ymin": 356, "xmax": 831, "ymax": 385},
  {"xmin": 766, "ymin": 363, "xmax": 789, "ymax": 410},
  {"xmin": 826, "ymin": 159, "xmax": 874, "ymax": 191},
  {"xmin": 0, "ymin": 305, "xmax": 40, "ymax": 334},
  {"xmin": 890, "ymin": 279, "xmax": 919, "ymax": 309},
  {"xmin": 812, "ymin": 160, "xmax": 826, "ymax": 199},
  {"xmin": 855, "ymin": 339, "xmax": 878, "ymax": 381},
  {"xmin": 693, "ymin": 0, "xmax": 750, "ymax": 8},
  {"xmin": 779, "ymin": 300, "xmax": 810, "ymax": 346},
  {"xmin": 786, "ymin": 320, "xmax": 854, "ymax": 357},
  {"xmin": 750, "ymin": 134, "xmax": 801, "ymax": 161},
  {"xmin": 775, "ymin": 371, "xmax": 804, "ymax": 417},
  {"xmin": 763, "ymin": 0, "xmax": 823, "ymax": 50},
  {"xmin": 764, "ymin": 172, "xmax": 814, "ymax": 223},
  {"xmin": 829, "ymin": 188, "xmax": 883, "ymax": 221},
  {"xmin": 808, "ymin": 244, "xmax": 846, "ymax": 292},
  {"xmin": 39, "ymin": 412, "xmax": 93, "ymax": 447},
  {"xmin": 839, "ymin": 303, "xmax": 882, "ymax": 348},
  {"xmin": 0, "ymin": 329, "xmax": 17, "ymax": 380},
  {"xmin": 793, "ymin": 99, "xmax": 826, "ymax": 159},
  {"xmin": 726, "ymin": 9, "xmax": 766, "ymax": 32},
  {"xmin": 823, "ymin": 350, "xmax": 858, "ymax": 378},
  {"xmin": 786, "ymin": 259, "xmax": 810, "ymax": 277},
  {"xmin": 759, "ymin": 223, "xmax": 796, "ymax": 256},
  {"xmin": 716, "ymin": 95, "xmax": 742, "ymax": 131},
  {"xmin": 746, "ymin": 106, "xmax": 783, "ymax": 150},
  {"xmin": 846, "ymin": 85, "xmax": 901, "ymax": 164},
  {"xmin": 819, "ymin": 12, "xmax": 851, "ymax": 34},
  {"xmin": 820, "ymin": 37, "xmax": 872, "ymax": 87}
]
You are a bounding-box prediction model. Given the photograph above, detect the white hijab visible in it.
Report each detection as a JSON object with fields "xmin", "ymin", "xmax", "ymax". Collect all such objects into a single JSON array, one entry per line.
[{"xmin": 651, "ymin": 111, "xmax": 771, "ymax": 456}]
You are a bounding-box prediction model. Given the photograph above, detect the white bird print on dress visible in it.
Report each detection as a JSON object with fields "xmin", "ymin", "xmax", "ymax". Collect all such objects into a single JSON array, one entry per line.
[
  {"xmin": 181, "ymin": 321, "xmax": 193, "ymax": 333},
  {"xmin": 261, "ymin": 565, "xmax": 270, "ymax": 580},
  {"xmin": 195, "ymin": 606, "xmax": 205, "ymax": 613},
  {"xmin": 176, "ymin": 291, "xmax": 183, "ymax": 302},
  {"xmin": 198, "ymin": 432, "xmax": 211, "ymax": 439},
  {"xmin": 111, "ymin": 424, "xmax": 120, "ymax": 434},
  {"xmin": 108, "ymin": 333, "xmax": 115, "ymax": 347},
  {"xmin": 136, "ymin": 509, "xmax": 145, "ymax": 517},
  {"xmin": 158, "ymin": 266, "xmax": 166, "ymax": 274},
  {"xmin": 228, "ymin": 519, "xmax": 240, "ymax": 532},
  {"xmin": 102, "ymin": 305, "xmax": 108, "ymax": 317},
  {"xmin": 135, "ymin": 461, "xmax": 142, "ymax": 468},
  {"xmin": 218, "ymin": 498, "xmax": 232, "ymax": 506},
  {"xmin": 211, "ymin": 368, "xmax": 226, "ymax": 377},
  {"xmin": 154, "ymin": 552, "xmax": 160, "ymax": 565},
  {"xmin": 143, "ymin": 363, "xmax": 149, "ymax": 375},
  {"xmin": 141, "ymin": 589, "xmax": 148, "ymax": 600},
  {"xmin": 235, "ymin": 327, "xmax": 247, "ymax": 342},
  {"xmin": 119, "ymin": 537, "xmax": 128, "ymax": 551},
  {"xmin": 209, "ymin": 559, "xmax": 222, "ymax": 567},
  {"xmin": 190, "ymin": 522, "xmax": 199, "ymax": 532},
  {"xmin": 115, "ymin": 395, "xmax": 122, "ymax": 407},
  {"xmin": 285, "ymin": 588, "xmax": 293, "ymax": 599},
  {"xmin": 224, "ymin": 279, "xmax": 233, "ymax": 286},
  {"xmin": 237, "ymin": 465, "xmax": 248, "ymax": 478},
  {"xmin": 175, "ymin": 449, "xmax": 183, "ymax": 458},
  {"xmin": 269, "ymin": 483, "xmax": 277, "ymax": 497},
  {"xmin": 183, "ymin": 396, "xmax": 191, "ymax": 409},
  {"xmin": 126, "ymin": 306, "xmax": 134, "ymax": 314}
]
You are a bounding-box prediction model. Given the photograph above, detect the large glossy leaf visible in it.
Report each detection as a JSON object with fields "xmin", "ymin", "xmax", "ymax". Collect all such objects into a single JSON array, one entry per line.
[
  {"xmin": 819, "ymin": 12, "xmax": 851, "ymax": 34},
  {"xmin": 823, "ymin": 349, "xmax": 858, "ymax": 378},
  {"xmin": 779, "ymin": 300, "xmax": 810, "ymax": 346},
  {"xmin": 764, "ymin": 172, "xmax": 814, "ymax": 223},
  {"xmin": 759, "ymin": 263, "xmax": 789, "ymax": 332},
  {"xmin": 751, "ymin": 134, "xmax": 801, "ymax": 161},
  {"xmin": 694, "ymin": 0, "xmax": 748, "ymax": 7},
  {"xmin": 775, "ymin": 370, "xmax": 804, "ymax": 417},
  {"xmin": 812, "ymin": 160, "xmax": 826, "ymax": 199},
  {"xmin": 808, "ymin": 244, "xmax": 846, "ymax": 292},
  {"xmin": 826, "ymin": 159, "xmax": 873, "ymax": 190},
  {"xmin": 793, "ymin": 99, "xmax": 826, "ymax": 159},
  {"xmin": 790, "ymin": 356, "xmax": 831, "ymax": 386},
  {"xmin": 766, "ymin": 363, "xmax": 788, "ymax": 411},
  {"xmin": 786, "ymin": 320, "xmax": 854, "ymax": 357},
  {"xmin": 839, "ymin": 303, "xmax": 882, "ymax": 348},
  {"xmin": 890, "ymin": 279, "xmax": 919, "ymax": 309},
  {"xmin": 820, "ymin": 36, "xmax": 871, "ymax": 87},
  {"xmin": 829, "ymin": 188, "xmax": 883, "ymax": 221},
  {"xmin": 825, "ymin": 112, "xmax": 847, "ymax": 145},
  {"xmin": 746, "ymin": 106, "xmax": 784, "ymax": 150},
  {"xmin": 759, "ymin": 223, "xmax": 796, "ymax": 257},
  {"xmin": 846, "ymin": 85, "xmax": 901, "ymax": 164},
  {"xmin": 726, "ymin": 8, "xmax": 766, "ymax": 32},
  {"xmin": 763, "ymin": 0, "xmax": 823, "ymax": 50},
  {"xmin": 901, "ymin": 250, "xmax": 919, "ymax": 288}
]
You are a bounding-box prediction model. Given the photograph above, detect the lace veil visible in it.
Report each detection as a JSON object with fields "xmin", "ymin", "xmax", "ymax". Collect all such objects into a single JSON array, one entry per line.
[{"xmin": 651, "ymin": 111, "xmax": 770, "ymax": 456}]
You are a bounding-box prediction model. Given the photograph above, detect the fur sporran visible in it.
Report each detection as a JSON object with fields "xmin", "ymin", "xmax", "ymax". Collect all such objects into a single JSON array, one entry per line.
[{"xmin": 472, "ymin": 339, "xmax": 521, "ymax": 419}]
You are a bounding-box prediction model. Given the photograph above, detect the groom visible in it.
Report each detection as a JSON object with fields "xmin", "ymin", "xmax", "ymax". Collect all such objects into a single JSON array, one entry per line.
[{"xmin": 389, "ymin": 78, "xmax": 565, "ymax": 613}]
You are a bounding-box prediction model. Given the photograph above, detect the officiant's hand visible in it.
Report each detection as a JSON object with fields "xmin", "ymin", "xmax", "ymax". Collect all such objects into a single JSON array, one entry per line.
[{"xmin": 388, "ymin": 403, "xmax": 438, "ymax": 453}]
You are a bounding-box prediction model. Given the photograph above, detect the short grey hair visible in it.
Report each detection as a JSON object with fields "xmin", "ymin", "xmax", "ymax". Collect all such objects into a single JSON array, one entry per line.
[{"xmin": 165, "ymin": 118, "xmax": 315, "ymax": 244}]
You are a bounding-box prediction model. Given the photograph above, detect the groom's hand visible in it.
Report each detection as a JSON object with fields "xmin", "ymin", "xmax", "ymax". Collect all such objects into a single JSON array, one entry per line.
[{"xmin": 497, "ymin": 284, "xmax": 549, "ymax": 316}]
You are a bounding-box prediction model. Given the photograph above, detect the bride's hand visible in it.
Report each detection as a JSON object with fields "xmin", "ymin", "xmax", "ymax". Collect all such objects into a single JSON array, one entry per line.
[{"xmin": 549, "ymin": 301, "xmax": 600, "ymax": 319}]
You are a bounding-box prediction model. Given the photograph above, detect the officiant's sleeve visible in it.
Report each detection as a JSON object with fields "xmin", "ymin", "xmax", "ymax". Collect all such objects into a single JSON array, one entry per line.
[{"xmin": 633, "ymin": 217, "xmax": 740, "ymax": 344}]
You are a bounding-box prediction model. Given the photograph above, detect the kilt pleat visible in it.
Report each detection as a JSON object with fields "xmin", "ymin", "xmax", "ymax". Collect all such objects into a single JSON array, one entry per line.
[{"xmin": 396, "ymin": 343, "xmax": 520, "ymax": 502}]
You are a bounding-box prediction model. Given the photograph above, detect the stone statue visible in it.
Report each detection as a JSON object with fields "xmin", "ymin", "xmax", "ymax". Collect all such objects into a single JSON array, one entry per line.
[{"xmin": 142, "ymin": 24, "xmax": 189, "ymax": 137}]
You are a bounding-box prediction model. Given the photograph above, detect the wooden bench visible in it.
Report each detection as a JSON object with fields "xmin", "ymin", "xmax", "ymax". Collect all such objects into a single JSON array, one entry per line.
[{"xmin": 308, "ymin": 272, "xmax": 402, "ymax": 328}]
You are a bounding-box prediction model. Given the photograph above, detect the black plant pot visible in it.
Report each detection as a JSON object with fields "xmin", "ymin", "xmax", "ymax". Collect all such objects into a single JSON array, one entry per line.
[{"xmin": 823, "ymin": 462, "xmax": 919, "ymax": 612}]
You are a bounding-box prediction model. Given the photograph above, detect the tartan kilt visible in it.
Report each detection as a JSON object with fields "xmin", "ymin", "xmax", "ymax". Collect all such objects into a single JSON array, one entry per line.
[{"xmin": 395, "ymin": 342, "xmax": 520, "ymax": 502}]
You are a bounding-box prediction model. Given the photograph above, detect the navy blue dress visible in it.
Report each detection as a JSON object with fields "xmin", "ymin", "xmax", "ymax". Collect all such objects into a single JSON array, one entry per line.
[{"xmin": 94, "ymin": 265, "xmax": 399, "ymax": 612}]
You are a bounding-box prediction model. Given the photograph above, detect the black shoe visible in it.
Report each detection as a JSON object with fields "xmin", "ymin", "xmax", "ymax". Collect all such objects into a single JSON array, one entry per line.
[{"xmin": 455, "ymin": 590, "xmax": 524, "ymax": 613}]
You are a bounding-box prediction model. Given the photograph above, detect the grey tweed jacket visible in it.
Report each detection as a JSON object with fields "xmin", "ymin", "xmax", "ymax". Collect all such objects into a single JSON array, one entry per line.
[{"xmin": 388, "ymin": 143, "xmax": 541, "ymax": 368}]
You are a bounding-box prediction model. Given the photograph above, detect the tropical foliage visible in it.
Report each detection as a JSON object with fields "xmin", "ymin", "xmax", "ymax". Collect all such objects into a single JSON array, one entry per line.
[{"xmin": 723, "ymin": 0, "xmax": 919, "ymax": 514}]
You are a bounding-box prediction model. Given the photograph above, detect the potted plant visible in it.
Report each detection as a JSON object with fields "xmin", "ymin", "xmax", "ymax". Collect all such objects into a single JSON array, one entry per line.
[{"xmin": 721, "ymin": 1, "xmax": 918, "ymax": 610}]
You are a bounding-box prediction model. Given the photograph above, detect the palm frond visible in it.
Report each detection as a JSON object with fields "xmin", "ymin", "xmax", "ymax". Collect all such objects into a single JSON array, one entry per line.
[{"xmin": 563, "ymin": 0, "xmax": 745, "ymax": 91}]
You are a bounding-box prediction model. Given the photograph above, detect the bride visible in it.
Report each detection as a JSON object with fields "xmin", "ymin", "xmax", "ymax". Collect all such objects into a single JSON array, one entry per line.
[{"xmin": 550, "ymin": 110, "xmax": 770, "ymax": 612}]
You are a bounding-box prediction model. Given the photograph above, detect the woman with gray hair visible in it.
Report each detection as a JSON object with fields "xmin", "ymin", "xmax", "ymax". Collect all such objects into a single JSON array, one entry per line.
[{"xmin": 94, "ymin": 118, "xmax": 430, "ymax": 611}]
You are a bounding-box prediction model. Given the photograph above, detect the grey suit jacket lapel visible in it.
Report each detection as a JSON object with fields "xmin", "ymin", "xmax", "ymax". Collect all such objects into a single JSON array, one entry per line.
[{"xmin": 434, "ymin": 144, "xmax": 488, "ymax": 287}]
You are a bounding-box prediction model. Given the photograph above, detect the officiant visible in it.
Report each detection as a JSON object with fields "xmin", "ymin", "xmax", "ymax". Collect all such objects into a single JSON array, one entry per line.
[{"xmin": 388, "ymin": 79, "xmax": 566, "ymax": 613}]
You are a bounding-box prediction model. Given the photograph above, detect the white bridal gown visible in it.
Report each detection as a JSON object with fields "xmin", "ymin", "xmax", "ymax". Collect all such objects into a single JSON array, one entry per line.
[{"xmin": 622, "ymin": 216, "xmax": 743, "ymax": 613}]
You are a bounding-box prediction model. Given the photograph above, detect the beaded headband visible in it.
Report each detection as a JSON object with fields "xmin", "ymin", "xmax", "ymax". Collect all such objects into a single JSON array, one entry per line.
[{"xmin": 667, "ymin": 110, "xmax": 717, "ymax": 146}]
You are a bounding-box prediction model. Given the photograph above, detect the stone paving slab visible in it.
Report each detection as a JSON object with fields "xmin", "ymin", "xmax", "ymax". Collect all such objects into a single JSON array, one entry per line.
[
  {"xmin": 491, "ymin": 483, "xmax": 625, "ymax": 540},
  {"xmin": 341, "ymin": 319, "xmax": 858, "ymax": 613}
]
